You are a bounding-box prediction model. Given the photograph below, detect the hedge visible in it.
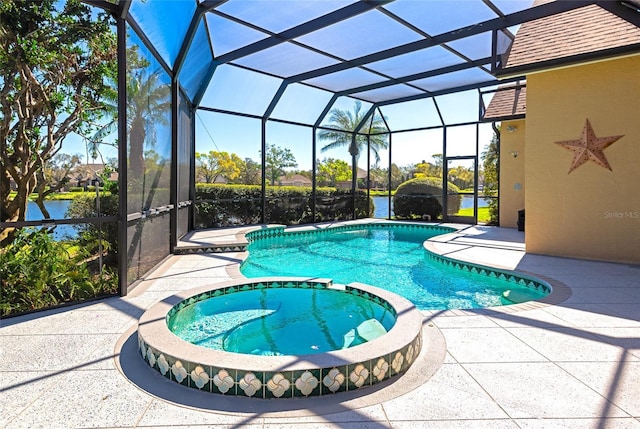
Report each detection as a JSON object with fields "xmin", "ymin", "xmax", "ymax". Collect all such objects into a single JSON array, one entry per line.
[{"xmin": 195, "ymin": 184, "xmax": 372, "ymax": 228}]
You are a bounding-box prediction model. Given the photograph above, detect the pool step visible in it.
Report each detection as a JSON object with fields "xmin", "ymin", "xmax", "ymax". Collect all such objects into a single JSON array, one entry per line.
[
  {"xmin": 357, "ymin": 319, "xmax": 388, "ymax": 342},
  {"xmin": 342, "ymin": 319, "xmax": 387, "ymax": 348},
  {"xmin": 501, "ymin": 288, "xmax": 543, "ymax": 304},
  {"xmin": 174, "ymin": 242, "xmax": 248, "ymax": 255}
]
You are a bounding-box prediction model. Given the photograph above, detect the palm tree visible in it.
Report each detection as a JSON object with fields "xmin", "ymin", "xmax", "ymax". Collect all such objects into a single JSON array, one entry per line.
[
  {"xmin": 318, "ymin": 101, "xmax": 388, "ymax": 163},
  {"xmin": 89, "ymin": 67, "xmax": 170, "ymax": 182},
  {"xmin": 88, "ymin": 44, "xmax": 171, "ymax": 177}
]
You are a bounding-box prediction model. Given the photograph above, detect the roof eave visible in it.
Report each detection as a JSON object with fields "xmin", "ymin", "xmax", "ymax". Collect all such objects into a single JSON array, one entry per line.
[
  {"xmin": 480, "ymin": 114, "xmax": 526, "ymax": 123},
  {"xmin": 495, "ymin": 43, "xmax": 640, "ymax": 79}
]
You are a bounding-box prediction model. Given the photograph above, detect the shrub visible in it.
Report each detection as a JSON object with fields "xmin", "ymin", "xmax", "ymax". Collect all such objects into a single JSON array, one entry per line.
[
  {"xmin": 65, "ymin": 193, "xmax": 119, "ymax": 266},
  {"xmin": 0, "ymin": 229, "xmax": 118, "ymax": 317},
  {"xmin": 195, "ymin": 184, "xmax": 262, "ymax": 227},
  {"xmin": 392, "ymin": 177, "xmax": 461, "ymax": 220},
  {"xmin": 69, "ymin": 187, "xmax": 84, "ymax": 192},
  {"xmin": 195, "ymin": 184, "xmax": 371, "ymax": 228}
]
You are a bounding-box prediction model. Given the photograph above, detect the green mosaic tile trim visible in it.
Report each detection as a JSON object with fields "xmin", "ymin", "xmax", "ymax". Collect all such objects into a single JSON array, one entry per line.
[
  {"xmin": 174, "ymin": 244, "xmax": 247, "ymax": 255},
  {"xmin": 424, "ymin": 250, "xmax": 552, "ymax": 294},
  {"xmin": 245, "ymin": 222, "xmax": 455, "ymax": 243},
  {"xmin": 345, "ymin": 285, "xmax": 396, "ymax": 315}
]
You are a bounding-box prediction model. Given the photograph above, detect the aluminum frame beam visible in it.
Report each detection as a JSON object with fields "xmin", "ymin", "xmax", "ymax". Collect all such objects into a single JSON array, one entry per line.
[
  {"xmin": 210, "ymin": 1, "xmax": 392, "ymax": 65},
  {"xmin": 285, "ymin": 1, "xmax": 598, "ymax": 84}
]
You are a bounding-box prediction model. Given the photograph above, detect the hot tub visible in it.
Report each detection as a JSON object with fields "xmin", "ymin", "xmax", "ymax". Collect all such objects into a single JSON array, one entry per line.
[{"xmin": 137, "ymin": 277, "xmax": 423, "ymax": 398}]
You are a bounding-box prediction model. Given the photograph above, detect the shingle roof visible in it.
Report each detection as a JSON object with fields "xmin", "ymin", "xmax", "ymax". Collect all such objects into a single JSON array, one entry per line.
[
  {"xmin": 486, "ymin": 1, "xmax": 640, "ymax": 119},
  {"xmin": 501, "ymin": 3, "xmax": 640, "ymax": 73},
  {"xmin": 483, "ymin": 84, "xmax": 527, "ymax": 120}
]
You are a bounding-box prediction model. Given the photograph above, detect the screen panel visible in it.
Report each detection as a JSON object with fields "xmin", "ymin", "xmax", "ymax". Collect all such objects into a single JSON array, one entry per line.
[{"xmin": 129, "ymin": 0, "xmax": 197, "ymax": 68}]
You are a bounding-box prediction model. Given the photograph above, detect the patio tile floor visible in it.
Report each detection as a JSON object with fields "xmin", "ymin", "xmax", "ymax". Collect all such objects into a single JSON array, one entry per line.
[{"xmin": 1, "ymin": 222, "xmax": 638, "ymax": 428}]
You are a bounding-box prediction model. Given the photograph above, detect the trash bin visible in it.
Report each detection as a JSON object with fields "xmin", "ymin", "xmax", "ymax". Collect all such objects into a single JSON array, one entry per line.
[{"xmin": 517, "ymin": 209, "xmax": 525, "ymax": 232}]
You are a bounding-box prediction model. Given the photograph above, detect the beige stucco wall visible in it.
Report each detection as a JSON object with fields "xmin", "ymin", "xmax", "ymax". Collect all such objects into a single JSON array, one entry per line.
[
  {"xmin": 499, "ymin": 119, "xmax": 526, "ymax": 228},
  {"xmin": 524, "ymin": 55, "xmax": 640, "ymax": 264}
]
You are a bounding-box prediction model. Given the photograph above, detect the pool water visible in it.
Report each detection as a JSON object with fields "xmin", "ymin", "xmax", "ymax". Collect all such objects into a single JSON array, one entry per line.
[
  {"xmin": 167, "ymin": 287, "xmax": 396, "ymax": 355},
  {"xmin": 241, "ymin": 226, "xmax": 548, "ymax": 310}
]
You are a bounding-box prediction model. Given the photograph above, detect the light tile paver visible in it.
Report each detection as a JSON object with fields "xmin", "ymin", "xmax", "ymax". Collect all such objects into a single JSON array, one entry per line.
[
  {"xmin": 462, "ymin": 362, "xmax": 631, "ymax": 419},
  {"xmin": 439, "ymin": 327, "xmax": 547, "ymax": 363},
  {"xmin": 382, "ymin": 364, "xmax": 511, "ymax": 420},
  {"xmin": 556, "ymin": 361, "xmax": 640, "ymax": 417}
]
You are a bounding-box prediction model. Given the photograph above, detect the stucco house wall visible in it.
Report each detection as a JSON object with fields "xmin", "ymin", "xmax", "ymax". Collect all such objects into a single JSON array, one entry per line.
[
  {"xmin": 524, "ymin": 55, "xmax": 640, "ymax": 264},
  {"xmin": 499, "ymin": 119, "xmax": 526, "ymax": 228}
]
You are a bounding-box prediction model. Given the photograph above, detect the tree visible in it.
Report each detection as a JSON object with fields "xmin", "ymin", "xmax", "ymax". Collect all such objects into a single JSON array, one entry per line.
[
  {"xmin": 318, "ymin": 101, "xmax": 388, "ymax": 163},
  {"xmin": 0, "ymin": 0, "xmax": 117, "ymax": 245},
  {"xmin": 126, "ymin": 68, "xmax": 171, "ymax": 185},
  {"xmin": 390, "ymin": 164, "xmax": 406, "ymax": 190},
  {"xmin": 447, "ymin": 164, "xmax": 475, "ymax": 190},
  {"xmin": 482, "ymin": 127, "xmax": 500, "ymax": 224},
  {"xmin": 42, "ymin": 152, "xmax": 82, "ymax": 191},
  {"xmin": 413, "ymin": 155, "xmax": 443, "ymax": 179},
  {"xmin": 317, "ymin": 158, "xmax": 351, "ymax": 187},
  {"xmin": 366, "ymin": 162, "xmax": 407, "ymax": 191},
  {"xmin": 262, "ymin": 144, "xmax": 297, "ymax": 185},
  {"xmin": 237, "ymin": 157, "xmax": 260, "ymax": 185},
  {"xmin": 195, "ymin": 150, "xmax": 242, "ymax": 183},
  {"xmin": 369, "ymin": 163, "xmax": 387, "ymax": 190}
]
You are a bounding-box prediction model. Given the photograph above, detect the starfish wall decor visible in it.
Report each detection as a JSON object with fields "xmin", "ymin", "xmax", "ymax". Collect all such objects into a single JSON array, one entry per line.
[{"xmin": 555, "ymin": 119, "xmax": 624, "ymax": 174}]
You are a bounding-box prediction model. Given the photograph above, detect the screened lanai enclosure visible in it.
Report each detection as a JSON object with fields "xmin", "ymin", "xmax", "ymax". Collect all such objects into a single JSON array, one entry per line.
[{"xmin": 2, "ymin": 0, "xmax": 638, "ymax": 308}]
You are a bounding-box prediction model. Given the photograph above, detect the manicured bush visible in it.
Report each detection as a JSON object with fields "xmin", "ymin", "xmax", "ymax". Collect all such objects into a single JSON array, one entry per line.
[
  {"xmin": 392, "ymin": 177, "xmax": 461, "ymax": 220},
  {"xmin": 195, "ymin": 184, "xmax": 371, "ymax": 228}
]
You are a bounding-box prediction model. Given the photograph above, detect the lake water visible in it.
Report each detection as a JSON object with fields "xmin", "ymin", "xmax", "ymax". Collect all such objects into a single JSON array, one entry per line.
[
  {"xmin": 372, "ymin": 195, "xmax": 488, "ymax": 218},
  {"xmin": 21, "ymin": 196, "xmax": 483, "ymax": 238},
  {"xmin": 26, "ymin": 200, "xmax": 76, "ymax": 239}
]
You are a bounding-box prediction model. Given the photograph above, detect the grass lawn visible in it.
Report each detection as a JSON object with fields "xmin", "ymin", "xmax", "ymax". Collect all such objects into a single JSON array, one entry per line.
[
  {"xmin": 9, "ymin": 190, "xmax": 110, "ymax": 201},
  {"xmin": 456, "ymin": 206, "xmax": 491, "ymax": 223},
  {"xmin": 369, "ymin": 190, "xmax": 395, "ymax": 196}
]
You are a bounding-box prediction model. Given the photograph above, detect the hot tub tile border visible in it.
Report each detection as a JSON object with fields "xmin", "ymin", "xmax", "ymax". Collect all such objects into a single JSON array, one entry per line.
[
  {"xmin": 264, "ymin": 371, "xmax": 294, "ymax": 399},
  {"xmin": 321, "ymin": 367, "xmax": 348, "ymax": 395},
  {"xmin": 137, "ymin": 335, "xmax": 422, "ymax": 398}
]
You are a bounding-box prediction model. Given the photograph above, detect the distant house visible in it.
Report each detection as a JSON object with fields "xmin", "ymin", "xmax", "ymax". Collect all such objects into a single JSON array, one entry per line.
[
  {"xmin": 195, "ymin": 174, "xmax": 228, "ymax": 184},
  {"xmin": 336, "ymin": 167, "xmax": 368, "ymax": 189},
  {"xmin": 68, "ymin": 164, "xmax": 118, "ymax": 189},
  {"xmin": 277, "ymin": 174, "xmax": 312, "ymax": 187}
]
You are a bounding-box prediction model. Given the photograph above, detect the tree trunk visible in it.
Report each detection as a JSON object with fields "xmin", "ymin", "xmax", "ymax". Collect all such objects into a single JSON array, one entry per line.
[
  {"xmin": 0, "ymin": 174, "xmax": 35, "ymax": 246},
  {"xmin": 129, "ymin": 116, "xmax": 146, "ymax": 183}
]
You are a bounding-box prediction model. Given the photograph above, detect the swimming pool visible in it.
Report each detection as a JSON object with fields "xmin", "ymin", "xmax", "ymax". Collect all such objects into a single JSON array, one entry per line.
[{"xmin": 241, "ymin": 223, "xmax": 550, "ymax": 310}]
